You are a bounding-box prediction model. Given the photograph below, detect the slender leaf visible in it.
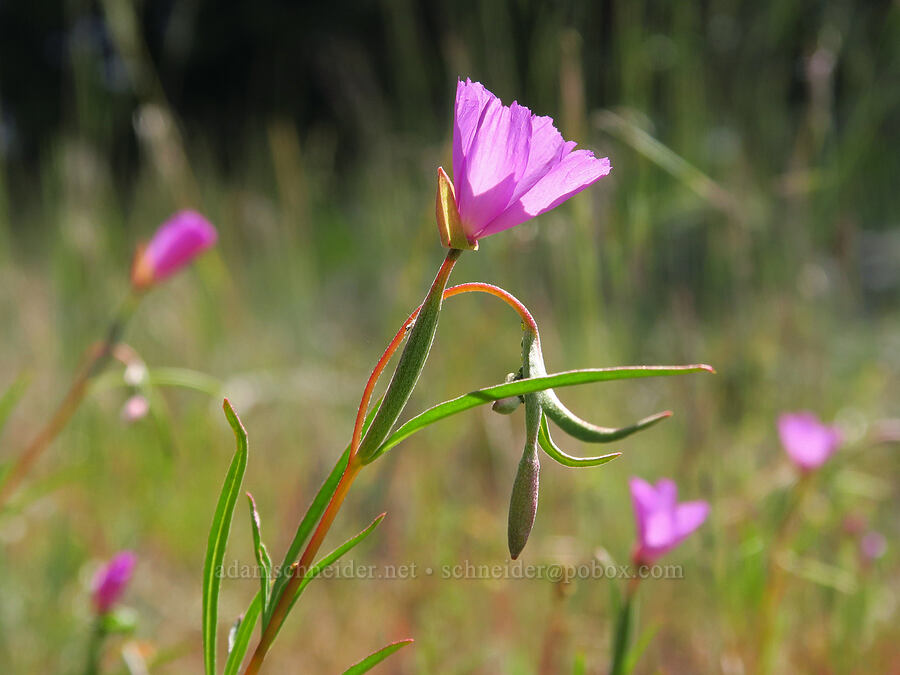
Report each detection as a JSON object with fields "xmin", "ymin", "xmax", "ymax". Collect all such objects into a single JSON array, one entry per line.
[
  {"xmin": 342, "ymin": 639, "xmax": 414, "ymax": 674},
  {"xmin": 247, "ymin": 493, "xmax": 272, "ymax": 612},
  {"xmin": 0, "ymin": 370, "xmax": 30, "ymax": 438},
  {"xmin": 202, "ymin": 399, "xmax": 250, "ymax": 675},
  {"xmin": 287, "ymin": 513, "xmax": 386, "ymax": 616},
  {"xmin": 266, "ymin": 396, "xmax": 383, "ymax": 627},
  {"xmin": 222, "ymin": 592, "xmax": 262, "ymax": 675},
  {"xmin": 537, "ymin": 413, "xmax": 622, "ymax": 468},
  {"xmin": 369, "ymin": 364, "xmax": 713, "ymax": 461},
  {"xmin": 540, "ymin": 390, "xmax": 672, "ymax": 443}
]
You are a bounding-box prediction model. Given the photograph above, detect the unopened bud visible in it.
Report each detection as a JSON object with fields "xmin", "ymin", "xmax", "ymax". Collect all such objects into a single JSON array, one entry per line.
[
  {"xmin": 436, "ymin": 168, "xmax": 477, "ymax": 251},
  {"xmin": 492, "ymin": 372, "xmax": 522, "ymax": 415},
  {"xmin": 507, "ymin": 395, "xmax": 542, "ymax": 559}
]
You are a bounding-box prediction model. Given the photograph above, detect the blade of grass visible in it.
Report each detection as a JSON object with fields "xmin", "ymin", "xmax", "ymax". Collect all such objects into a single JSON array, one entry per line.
[
  {"xmin": 369, "ymin": 365, "xmax": 713, "ymax": 461},
  {"xmin": 247, "ymin": 493, "xmax": 272, "ymax": 612},
  {"xmin": 342, "ymin": 639, "xmax": 414, "ymax": 674},
  {"xmin": 0, "ymin": 370, "xmax": 30, "ymax": 438},
  {"xmin": 203, "ymin": 399, "xmax": 250, "ymax": 675}
]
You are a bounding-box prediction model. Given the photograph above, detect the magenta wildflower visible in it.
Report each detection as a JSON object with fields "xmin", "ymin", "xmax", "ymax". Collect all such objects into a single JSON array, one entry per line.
[
  {"xmin": 629, "ymin": 477, "xmax": 708, "ymax": 567},
  {"xmin": 92, "ymin": 551, "xmax": 137, "ymax": 614},
  {"xmin": 121, "ymin": 394, "xmax": 150, "ymax": 423},
  {"xmin": 860, "ymin": 532, "xmax": 886, "ymax": 562},
  {"xmin": 777, "ymin": 412, "xmax": 841, "ymax": 472},
  {"xmin": 131, "ymin": 210, "xmax": 217, "ymax": 290},
  {"xmin": 437, "ymin": 78, "xmax": 611, "ymax": 248}
]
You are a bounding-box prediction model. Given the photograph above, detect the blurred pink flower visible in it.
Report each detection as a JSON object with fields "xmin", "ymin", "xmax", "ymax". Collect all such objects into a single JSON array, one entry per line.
[
  {"xmin": 777, "ymin": 412, "xmax": 841, "ymax": 472},
  {"xmin": 92, "ymin": 551, "xmax": 137, "ymax": 614},
  {"xmin": 443, "ymin": 78, "xmax": 611, "ymax": 244},
  {"xmin": 132, "ymin": 210, "xmax": 217, "ymax": 289},
  {"xmin": 629, "ymin": 477, "xmax": 708, "ymax": 566},
  {"xmin": 860, "ymin": 531, "xmax": 886, "ymax": 561},
  {"xmin": 121, "ymin": 394, "xmax": 150, "ymax": 423}
]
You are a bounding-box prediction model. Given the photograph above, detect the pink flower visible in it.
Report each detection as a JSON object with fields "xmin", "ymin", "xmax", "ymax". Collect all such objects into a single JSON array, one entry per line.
[
  {"xmin": 121, "ymin": 394, "xmax": 150, "ymax": 423},
  {"xmin": 92, "ymin": 551, "xmax": 137, "ymax": 614},
  {"xmin": 860, "ymin": 531, "xmax": 886, "ymax": 562},
  {"xmin": 131, "ymin": 210, "xmax": 217, "ymax": 289},
  {"xmin": 629, "ymin": 477, "xmax": 708, "ymax": 566},
  {"xmin": 439, "ymin": 78, "xmax": 611, "ymax": 246},
  {"xmin": 777, "ymin": 412, "xmax": 841, "ymax": 472}
]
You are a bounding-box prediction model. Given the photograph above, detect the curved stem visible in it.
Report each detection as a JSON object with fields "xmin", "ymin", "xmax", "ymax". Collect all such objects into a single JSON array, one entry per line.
[{"xmin": 243, "ymin": 278, "xmax": 540, "ymax": 674}]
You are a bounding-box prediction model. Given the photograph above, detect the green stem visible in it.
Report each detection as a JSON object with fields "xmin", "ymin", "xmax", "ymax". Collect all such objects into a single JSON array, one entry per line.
[
  {"xmin": 609, "ymin": 580, "xmax": 639, "ymax": 675},
  {"xmin": 82, "ymin": 618, "xmax": 108, "ymax": 675}
]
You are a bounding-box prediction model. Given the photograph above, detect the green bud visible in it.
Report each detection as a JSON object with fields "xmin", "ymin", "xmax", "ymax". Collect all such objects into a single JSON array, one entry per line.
[
  {"xmin": 507, "ymin": 395, "xmax": 541, "ymax": 559},
  {"xmin": 492, "ymin": 372, "xmax": 523, "ymax": 415}
]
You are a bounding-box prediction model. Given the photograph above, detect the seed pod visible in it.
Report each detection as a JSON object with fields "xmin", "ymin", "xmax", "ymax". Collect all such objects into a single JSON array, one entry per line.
[
  {"xmin": 492, "ymin": 372, "xmax": 523, "ymax": 415},
  {"xmin": 507, "ymin": 395, "xmax": 542, "ymax": 559}
]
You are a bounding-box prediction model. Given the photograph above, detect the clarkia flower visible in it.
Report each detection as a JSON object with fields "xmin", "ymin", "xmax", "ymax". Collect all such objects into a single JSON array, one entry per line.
[
  {"xmin": 437, "ymin": 78, "xmax": 611, "ymax": 249},
  {"xmin": 92, "ymin": 551, "xmax": 137, "ymax": 614},
  {"xmin": 131, "ymin": 210, "xmax": 217, "ymax": 290},
  {"xmin": 629, "ymin": 477, "xmax": 708, "ymax": 566},
  {"xmin": 777, "ymin": 412, "xmax": 841, "ymax": 472}
]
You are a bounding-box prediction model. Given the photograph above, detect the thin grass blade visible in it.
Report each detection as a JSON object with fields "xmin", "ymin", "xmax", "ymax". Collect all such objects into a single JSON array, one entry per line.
[
  {"xmin": 202, "ymin": 399, "xmax": 249, "ymax": 675},
  {"xmin": 342, "ymin": 639, "xmax": 414, "ymax": 674},
  {"xmin": 222, "ymin": 591, "xmax": 262, "ymax": 675}
]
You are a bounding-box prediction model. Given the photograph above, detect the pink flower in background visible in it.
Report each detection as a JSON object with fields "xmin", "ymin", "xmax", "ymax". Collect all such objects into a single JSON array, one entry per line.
[
  {"xmin": 132, "ymin": 210, "xmax": 217, "ymax": 289},
  {"xmin": 92, "ymin": 551, "xmax": 137, "ymax": 614},
  {"xmin": 440, "ymin": 78, "xmax": 611, "ymax": 245},
  {"xmin": 629, "ymin": 477, "xmax": 709, "ymax": 566},
  {"xmin": 121, "ymin": 394, "xmax": 150, "ymax": 423},
  {"xmin": 860, "ymin": 532, "xmax": 886, "ymax": 562},
  {"xmin": 777, "ymin": 412, "xmax": 841, "ymax": 472}
]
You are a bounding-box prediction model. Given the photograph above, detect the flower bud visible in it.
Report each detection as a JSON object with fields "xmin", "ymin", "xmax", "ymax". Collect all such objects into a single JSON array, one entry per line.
[
  {"xmin": 92, "ymin": 551, "xmax": 137, "ymax": 614},
  {"xmin": 436, "ymin": 167, "xmax": 477, "ymax": 251},
  {"xmin": 507, "ymin": 396, "xmax": 541, "ymax": 559},
  {"xmin": 131, "ymin": 210, "xmax": 217, "ymax": 290},
  {"xmin": 492, "ymin": 372, "xmax": 522, "ymax": 415}
]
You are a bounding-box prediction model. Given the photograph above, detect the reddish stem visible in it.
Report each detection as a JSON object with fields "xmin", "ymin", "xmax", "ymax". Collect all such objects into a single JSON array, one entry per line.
[{"xmin": 243, "ymin": 280, "xmax": 537, "ymax": 674}]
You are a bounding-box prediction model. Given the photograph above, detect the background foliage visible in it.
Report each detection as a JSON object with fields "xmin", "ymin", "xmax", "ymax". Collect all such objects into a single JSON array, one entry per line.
[{"xmin": 0, "ymin": 0, "xmax": 897, "ymax": 672}]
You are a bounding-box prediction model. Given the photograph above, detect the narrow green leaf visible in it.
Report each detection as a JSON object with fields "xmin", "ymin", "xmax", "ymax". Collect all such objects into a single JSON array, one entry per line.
[
  {"xmin": 537, "ymin": 413, "xmax": 622, "ymax": 468},
  {"xmin": 202, "ymin": 399, "xmax": 250, "ymax": 675},
  {"xmin": 247, "ymin": 493, "xmax": 272, "ymax": 612},
  {"xmin": 540, "ymin": 390, "xmax": 672, "ymax": 443},
  {"xmin": 342, "ymin": 639, "xmax": 414, "ymax": 674},
  {"xmin": 288, "ymin": 513, "xmax": 386, "ymax": 614},
  {"xmin": 222, "ymin": 592, "xmax": 262, "ymax": 675},
  {"xmin": 266, "ymin": 396, "xmax": 383, "ymax": 627},
  {"xmin": 369, "ymin": 364, "xmax": 713, "ymax": 461},
  {"xmin": 0, "ymin": 370, "xmax": 30, "ymax": 438}
]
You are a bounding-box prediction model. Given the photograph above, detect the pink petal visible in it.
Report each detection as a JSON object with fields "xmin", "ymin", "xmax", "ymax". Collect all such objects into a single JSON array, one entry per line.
[
  {"xmin": 453, "ymin": 79, "xmax": 495, "ymax": 188},
  {"xmin": 456, "ymin": 100, "xmax": 533, "ymax": 237},
  {"xmin": 143, "ymin": 210, "xmax": 217, "ymax": 283},
  {"xmin": 629, "ymin": 477, "xmax": 656, "ymax": 541},
  {"xmin": 478, "ymin": 150, "xmax": 611, "ymax": 236},
  {"xmin": 778, "ymin": 412, "xmax": 841, "ymax": 471},
  {"xmin": 92, "ymin": 551, "xmax": 137, "ymax": 614},
  {"xmin": 674, "ymin": 500, "xmax": 709, "ymax": 540}
]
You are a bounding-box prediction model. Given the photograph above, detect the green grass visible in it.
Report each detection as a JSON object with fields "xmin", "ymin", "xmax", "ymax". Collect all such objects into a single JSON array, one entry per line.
[{"xmin": 0, "ymin": 1, "xmax": 898, "ymax": 672}]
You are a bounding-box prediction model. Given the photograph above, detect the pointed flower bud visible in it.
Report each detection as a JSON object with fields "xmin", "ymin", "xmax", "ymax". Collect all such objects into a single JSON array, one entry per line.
[
  {"xmin": 629, "ymin": 478, "xmax": 708, "ymax": 567},
  {"xmin": 131, "ymin": 210, "xmax": 217, "ymax": 290},
  {"xmin": 92, "ymin": 551, "xmax": 137, "ymax": 614},
  {"xmin": 507, "ymin": 395, "xmax": 542, "ymax": 559},
  {"xmin": 436, "ymin": 167, "xmax": 477, "ymax": 250},
  {"xmin": 777, "ymin": 411, "xmax": 841, "ymax": 472},
  {"xmin": 439, "ymin": 78, "xmax": 611, "ymax": 246}
]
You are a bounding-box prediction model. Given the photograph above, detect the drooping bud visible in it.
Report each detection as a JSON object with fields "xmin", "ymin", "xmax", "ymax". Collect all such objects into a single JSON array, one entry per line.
[
  {"xmin": 131, "ymin": 210, "xmax": 217, "ymax": 290},
  {"xmin": 436, "ymin": 167, "xmax": 477, "ymax": 251},
  {"xmin": 507, "ymin": 395, "xmax": 541, "ymax": 559},
  {"xmin": 492, "ymin": 372, "xmax": 523, "ymax": 415}
]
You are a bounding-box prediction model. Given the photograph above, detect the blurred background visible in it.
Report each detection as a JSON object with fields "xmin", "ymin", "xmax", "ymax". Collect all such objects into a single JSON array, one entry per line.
[{"xmin": 0, "ymin": 0, "xmax": 898, "ymax": 672}]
